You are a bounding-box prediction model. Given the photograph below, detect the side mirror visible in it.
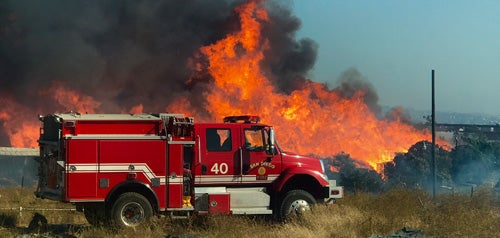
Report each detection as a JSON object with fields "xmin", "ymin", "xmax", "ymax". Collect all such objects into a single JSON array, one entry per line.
[{"xmin": 267, "ymin": 128, "xmax": 276, "ymax": 155}]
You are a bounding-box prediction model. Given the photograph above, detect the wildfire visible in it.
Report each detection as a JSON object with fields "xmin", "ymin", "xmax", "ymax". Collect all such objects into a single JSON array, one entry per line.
[
  {"xmin": 0, "ymin": 0, "xmax": 448, "ymax": 172},
  {"xmin": 169, "ymin": 0, "xmax": 445, "ymax": 170},
  {"xmin": 129, "ymin": 104, "xmax": 144, "ymax": 114},
  {"xmin": 0, "ymin": 82, "xmax": 99, "ymax": 148},
  {"xmin": 39, "ymin": 81, "xmax": 101, "ymax": 114},
  {"xmin": 0, "ymin": 97, "xmax": 39, "ymax": 148}
]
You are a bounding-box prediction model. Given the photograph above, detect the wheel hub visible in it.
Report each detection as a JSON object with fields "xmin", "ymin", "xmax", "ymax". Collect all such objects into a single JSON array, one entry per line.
[
  {"xmin": 288, "ymin": 199, "xmax": 311, "ymax": 215},
  {"xmin": 120, "ymin": 202, "xmax": 145, "ymax": 226}
]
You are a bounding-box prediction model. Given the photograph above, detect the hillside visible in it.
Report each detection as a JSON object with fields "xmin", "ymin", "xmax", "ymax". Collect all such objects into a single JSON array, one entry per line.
[{"xmin": 399, "ymin": 108, "xmax": 500, "ymax": 125}]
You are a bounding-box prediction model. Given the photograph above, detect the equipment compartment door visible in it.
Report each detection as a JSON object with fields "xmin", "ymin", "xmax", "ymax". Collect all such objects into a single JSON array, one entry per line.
[{"xmin": 66, "ymin": 140, "xmax": 98, "ymax": 199}]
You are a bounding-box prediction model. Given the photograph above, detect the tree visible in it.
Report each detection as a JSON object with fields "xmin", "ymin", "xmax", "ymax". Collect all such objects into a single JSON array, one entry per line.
[
  {"xmin": 383, "ymin": 141, "xmax": 451, "ymax": 190},
  {"xmin": 449, "ymin": 132, "xmax": 500, "ymax": 185},
  {"xmin": 323, "ymin": 153, "xmax": 386, "ymax": 193}
]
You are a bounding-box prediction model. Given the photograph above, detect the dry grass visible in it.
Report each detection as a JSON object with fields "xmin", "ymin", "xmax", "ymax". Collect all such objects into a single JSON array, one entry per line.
[{"xmin": 1, "ymin": 187, "xmax": 499, "ymax": 237}]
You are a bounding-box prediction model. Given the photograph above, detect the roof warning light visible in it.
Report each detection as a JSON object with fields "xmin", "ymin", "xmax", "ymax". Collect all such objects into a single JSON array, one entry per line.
[{"xmin": 223, "ymin": 115, "xmax": 260, "ymax": 124}]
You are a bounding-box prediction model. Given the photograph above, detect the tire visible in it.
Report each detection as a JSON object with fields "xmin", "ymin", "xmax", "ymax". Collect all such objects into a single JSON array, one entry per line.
[
  {"xmin": 110, "ymin": 192, "xmax": 153, "ymax": 228},
  {"xmin": 278, "ymin": 190, "xmax": 316, "ymax": 220},
  {"xmin": 83, "ymin": 203, "xmax": 106, "ymax": 226}
]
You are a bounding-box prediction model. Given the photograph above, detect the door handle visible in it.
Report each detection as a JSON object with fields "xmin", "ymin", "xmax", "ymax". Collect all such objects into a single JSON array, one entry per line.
[
  {"xmin": 196, "ymin": 135, "xmax": 201, "ymax": 164},
  {"xmin": 239, "ymin": 147, "xmax": 243, "ymax": 176}
]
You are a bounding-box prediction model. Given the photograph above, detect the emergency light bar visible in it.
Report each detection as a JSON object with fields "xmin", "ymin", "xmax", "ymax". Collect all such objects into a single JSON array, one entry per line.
[{"xmin": 223, "ymin": 115, "xmax": 260, "ymax": 124}]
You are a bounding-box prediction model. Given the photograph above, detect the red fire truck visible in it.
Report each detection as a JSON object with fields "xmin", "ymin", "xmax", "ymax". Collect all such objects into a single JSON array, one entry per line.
[{"xmin": 36, "ymin": 112, "xmax": 343, "ymax": 227}]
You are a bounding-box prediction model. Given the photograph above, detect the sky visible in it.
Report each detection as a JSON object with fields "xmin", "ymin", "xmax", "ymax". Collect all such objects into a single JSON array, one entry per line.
[{"xmin": 291, "ymin": 0, "xmax": 500, "ymax": 116}]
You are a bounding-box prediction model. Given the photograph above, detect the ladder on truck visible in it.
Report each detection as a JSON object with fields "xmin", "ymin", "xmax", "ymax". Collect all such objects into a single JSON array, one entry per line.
[
  {"xmin": 158, "ymin": 113, "xmax": 194, "ymax": 138},
  {"xmin": 159, "ymin": 113, "xmax": 196, "ymax": 220}
]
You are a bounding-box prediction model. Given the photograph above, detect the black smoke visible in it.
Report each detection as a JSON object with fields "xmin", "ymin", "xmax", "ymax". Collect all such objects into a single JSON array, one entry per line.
[
  {"xmin": 0, "ymin": 0, "xmax": 321, "ymax": 145},
  {"xmin": 260, "ymin": 1, "xmax": 318, "ymax": 93},
  {"xmin": 1, "ymin": 0, "xmax": 240, "ymax": 112}
]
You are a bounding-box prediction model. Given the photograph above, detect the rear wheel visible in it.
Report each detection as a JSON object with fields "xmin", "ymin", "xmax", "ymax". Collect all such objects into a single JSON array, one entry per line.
[
  {"xmin": 110, "ymin": 192, "xmax": 153, "ymax": 228},
  {"xmin": 278, "ymin": 190, "xmax": 316, "ymax": 220},
  {"xmin": 83, "ymin": 203, "xmax": 106, "ymax": 226}
]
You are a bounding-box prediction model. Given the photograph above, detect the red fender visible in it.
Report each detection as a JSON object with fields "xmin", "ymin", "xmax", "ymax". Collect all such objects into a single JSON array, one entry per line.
[{"xmin": 271, "ymin": 167, "xmax": 329, "ymax": 193}]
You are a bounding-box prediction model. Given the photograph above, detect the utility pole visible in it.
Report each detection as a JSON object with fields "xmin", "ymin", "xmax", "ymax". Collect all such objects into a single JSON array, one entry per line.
[{"xmin": 431, "ymin": 69, "xmax": 436, "ymax": 198}]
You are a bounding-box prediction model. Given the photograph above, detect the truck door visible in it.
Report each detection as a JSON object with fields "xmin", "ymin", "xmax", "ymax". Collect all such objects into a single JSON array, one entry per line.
[
  {"xmin": 195, "ymin": 125, "xmax": 241, "ymax": 184},
  {"xmin": 240, "ymin": 125, "xmax": 281, "ymax": 184}
]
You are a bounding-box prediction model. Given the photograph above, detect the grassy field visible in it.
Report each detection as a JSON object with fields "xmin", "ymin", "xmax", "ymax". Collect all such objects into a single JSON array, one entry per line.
[{"xmin": 1, "ymin": 187, "xmax": 499, "ymax": 237}]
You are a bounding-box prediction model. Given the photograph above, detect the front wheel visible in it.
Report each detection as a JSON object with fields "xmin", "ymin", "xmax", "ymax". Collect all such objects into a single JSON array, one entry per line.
[
  {"xmin": 110, "ymin": 192, "xmax": 153, "ymax": 228},
  {"xmin": 278, "ymin": 190, "xmax": 316, "ymax": 220}
]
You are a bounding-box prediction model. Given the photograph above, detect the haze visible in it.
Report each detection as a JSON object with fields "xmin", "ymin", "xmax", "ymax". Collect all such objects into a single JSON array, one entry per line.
[{"xmin": 293, "ymin": 1, "xmax": 500, "ymax": 116}]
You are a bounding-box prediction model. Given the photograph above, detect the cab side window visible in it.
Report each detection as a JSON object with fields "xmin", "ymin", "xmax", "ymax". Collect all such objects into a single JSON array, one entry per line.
[
  {"xmin": 244, "ymin": 128, "xmax": 266, "ymax": 151},
  {"xmin": 206, "ymin": 128, "xmax": 232, "ymax": 152}
]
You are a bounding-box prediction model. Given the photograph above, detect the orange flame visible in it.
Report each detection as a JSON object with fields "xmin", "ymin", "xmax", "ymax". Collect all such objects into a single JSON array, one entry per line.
[
  {"xmin": 1, "ymin": 80, "xmax": 150, "ymax": 147},
  {"xmin": 0, "ymin": 97, "xmax": 39, "ymax": 148},
  {"xmin": 0, "ymin": 82, "xmax": 103, "ymax": 148},
  {"xmin": 169, "ymin": 0, "xmax": 447, "ymax": 171},
  {"xmin": 0, "ymin": 0, "xmax": 449, "ymax": 173},
  {"xmin": 129, "ymin": 104, "xmax": 144, "ymax": 114},
  {"xmin": 39, "ymin": 81, "xmax": 101, "ymax": 114}
]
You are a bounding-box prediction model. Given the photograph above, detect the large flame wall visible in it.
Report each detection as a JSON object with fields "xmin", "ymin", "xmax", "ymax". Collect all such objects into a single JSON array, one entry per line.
[{"xmin": 0, "ymin": 0, "xmax": 446, "ymax": 170}]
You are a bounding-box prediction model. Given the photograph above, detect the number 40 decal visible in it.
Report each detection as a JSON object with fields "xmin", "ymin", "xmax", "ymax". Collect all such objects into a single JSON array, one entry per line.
[{"xmin": 211, "ymin": 163, "xmax": 228, "ymax": 174}]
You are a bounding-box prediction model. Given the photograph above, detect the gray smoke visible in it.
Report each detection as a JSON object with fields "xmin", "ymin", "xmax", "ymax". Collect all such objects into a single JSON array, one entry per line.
[
  {"xmin": 334, "ymin": 68, "xmax": 381, "ymax": 115},
  {"xmin": 0, "ymin": 0, "xmax": 320, "ymax": 146}
]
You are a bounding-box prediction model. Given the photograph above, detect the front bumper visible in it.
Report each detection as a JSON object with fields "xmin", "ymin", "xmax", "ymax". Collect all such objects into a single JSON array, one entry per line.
[{"xmin": 322, "ymin": 180, "xmax": 343, "ymax": 203}]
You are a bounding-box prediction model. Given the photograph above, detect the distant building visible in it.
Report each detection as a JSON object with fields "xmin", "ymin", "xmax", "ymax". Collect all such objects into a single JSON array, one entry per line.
[{"xmin": 436, "ymin": 124, "xmax": 500, "ymax": 146}]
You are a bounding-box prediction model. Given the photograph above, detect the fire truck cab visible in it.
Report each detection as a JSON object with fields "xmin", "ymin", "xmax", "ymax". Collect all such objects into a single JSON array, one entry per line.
[{"xmin": 36, "ymin": 112, "xmax": 343, "ymax": 227}]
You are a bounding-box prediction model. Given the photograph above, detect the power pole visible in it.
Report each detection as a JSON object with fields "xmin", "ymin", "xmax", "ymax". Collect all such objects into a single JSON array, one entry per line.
[{"xmin": 431, "ymin": 69, "xmax": 436, "ymax": 198}]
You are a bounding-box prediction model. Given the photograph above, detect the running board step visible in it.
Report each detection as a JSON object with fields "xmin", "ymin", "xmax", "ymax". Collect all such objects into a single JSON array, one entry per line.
[
  {"xmin": 167, "ymin": 209, "xmax": 193, "ymax": 220},
  {"xmin": 231, "ymin": 208, "xmax": 273, "ymax": 215},
  {"xmin": 169, "ymin": 214, "xmax": 190, "ymax": 220}
]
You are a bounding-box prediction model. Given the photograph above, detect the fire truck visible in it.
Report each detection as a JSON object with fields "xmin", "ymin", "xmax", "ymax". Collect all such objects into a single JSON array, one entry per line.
[{"xmin": 35, "ymin": 112, "xmax": 343, "ymax": 227}]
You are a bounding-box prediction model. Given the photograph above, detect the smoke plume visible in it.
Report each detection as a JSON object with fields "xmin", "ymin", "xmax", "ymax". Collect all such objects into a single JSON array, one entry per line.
[
  {"xmin": 1, "ymin": 0, "xmax": 240, "ymax": 113},
  {"xmin": 0, "ymin": 0, "xmax": 328, "ymax": 145},
  {"xmin": 334, "ymin": 68, "xmax": 381, "ymax": 115}
]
